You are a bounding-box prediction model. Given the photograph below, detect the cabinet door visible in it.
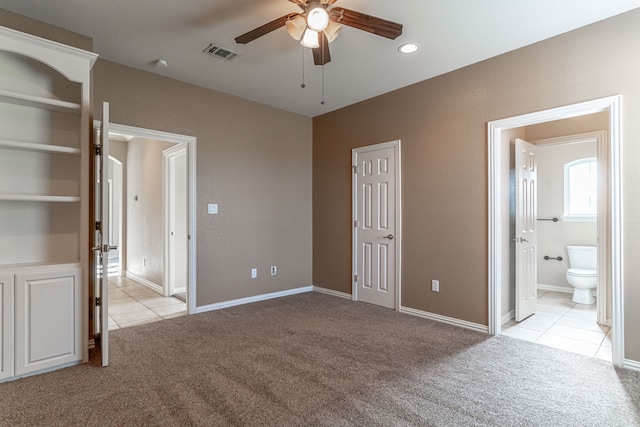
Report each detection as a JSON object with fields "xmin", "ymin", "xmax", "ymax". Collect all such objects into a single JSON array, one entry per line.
[
  {"xmin": 14, "ymin": 267, "xmax": 82, "ymax": 376},
  {"xmin": 0, "ymin": 273, "xmax": 13, "ymax": 381}
]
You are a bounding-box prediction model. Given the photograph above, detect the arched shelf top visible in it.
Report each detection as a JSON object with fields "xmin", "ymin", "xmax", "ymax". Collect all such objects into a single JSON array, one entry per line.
[{"xmin": 0, "ymin": 26, "xmax": 97, "ymax": 84}]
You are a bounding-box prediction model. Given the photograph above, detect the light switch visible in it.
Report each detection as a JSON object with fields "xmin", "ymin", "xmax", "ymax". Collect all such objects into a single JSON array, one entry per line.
[{"xmin": 208, "ymin": 203, "xmax": 218, "ymax": 215}]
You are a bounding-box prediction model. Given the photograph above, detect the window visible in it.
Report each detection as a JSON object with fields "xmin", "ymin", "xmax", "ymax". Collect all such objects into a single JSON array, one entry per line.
[{"xmin": 564, "ymin": 157, "xmax": 597, "ymax": 220}]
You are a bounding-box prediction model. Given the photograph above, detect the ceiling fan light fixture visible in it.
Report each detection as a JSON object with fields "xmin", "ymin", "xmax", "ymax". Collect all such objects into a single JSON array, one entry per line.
[
  {"xmin": 301, "ymin": 28, "xmax": 320, "ymax": 48},
  {"xmin": 306, "ymin": 5, "xmax": 329, "ymax": 32},
  {"xmin": 323, "ymin": 20, "xmax": 342, "ymax": 43},
  {"xmin": 286, "ymin": 15, "xmax": 307, "ymax": 41}
]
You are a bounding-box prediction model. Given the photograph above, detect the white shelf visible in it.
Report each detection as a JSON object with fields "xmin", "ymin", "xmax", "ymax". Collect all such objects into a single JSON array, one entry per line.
[
  {"xmin": 0, "ymin": 194, "xmax": 80, "ymax": 202},
  {"xmin": 0, "ymin": 89, "xmax": 81, "ymax": 114},
  {"xmin": 0, "ymin": 139, "xmax": 80, "ymax": 155}
]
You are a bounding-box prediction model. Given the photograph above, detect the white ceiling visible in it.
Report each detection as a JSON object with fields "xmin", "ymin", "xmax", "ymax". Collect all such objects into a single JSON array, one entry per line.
[{"xmin": 1, "ymin": 0, "xmax": 639, "ymax": 117}]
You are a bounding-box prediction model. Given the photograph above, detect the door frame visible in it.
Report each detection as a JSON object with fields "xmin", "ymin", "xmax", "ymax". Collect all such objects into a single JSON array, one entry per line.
[
  {"xmin": 107, "ymin": 156, "xmax": 124, "ymax": 276},
  {"xmin": 351, "ymin": 140, "xmax": 402, "ymax": 311},
  {"xmin": 163, "ymin": 143, "xmax": 188, "ymax": 298},
  {"xmin": 101, "ymin": 122, "xmax": 198, "ymax": 315},
  {"xmin": 487, "ymin": 95, "xmax": 623, "ymax": 367}
]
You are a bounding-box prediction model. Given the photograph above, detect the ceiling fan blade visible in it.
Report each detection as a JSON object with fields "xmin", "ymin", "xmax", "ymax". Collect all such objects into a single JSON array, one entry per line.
[
  {"xmin": 235, "ymin": 13, "xmax": 300, "ymax": 44},
  {"xmin": 329, "ymin": 7, "xmax": 403, "ymax": 40},
  {"xmin": 322, "ymin": 0, "xmax": 338, "ymax": 4},
  {"xmin": 312, "ymin": 31, "xmax": 331, "ymax": 66}
]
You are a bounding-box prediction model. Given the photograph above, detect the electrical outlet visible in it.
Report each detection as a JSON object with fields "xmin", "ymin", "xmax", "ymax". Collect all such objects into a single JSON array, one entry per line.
[
  {"xmin": 251, "ymin": 268, "xmax": 257, "ymax": 279},
  {"xmin": 270, "ymin": 266, "xmax": 277, "ymax": 276},
  {"xmin": 431, "ymin": 280, "xmax": 440, "ymax": 292}
]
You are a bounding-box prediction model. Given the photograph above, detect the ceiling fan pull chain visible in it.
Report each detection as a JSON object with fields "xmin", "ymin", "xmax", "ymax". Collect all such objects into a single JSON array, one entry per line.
[
  {"xmin": 321, "ymin": 63, "xmax": 326, "ymax": 105},
  {"xmin": 301, "ymin": 46, "xmax": 306, "ymax": 88}
]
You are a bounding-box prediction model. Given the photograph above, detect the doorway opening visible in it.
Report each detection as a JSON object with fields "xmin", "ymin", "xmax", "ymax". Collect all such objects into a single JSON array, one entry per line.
[
  {"xmin": 488, "ymin": 96, "xmax": 624, "ymax": 368},
  {"xmin": 105, "ymin": 123, "xmax": 197, "ymax": 330}
]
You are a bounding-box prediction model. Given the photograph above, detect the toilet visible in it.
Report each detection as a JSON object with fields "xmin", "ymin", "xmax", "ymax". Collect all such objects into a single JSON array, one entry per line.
[{"xmin": 566, "ymin": 245, "xmax": 597, "ymax": 304}]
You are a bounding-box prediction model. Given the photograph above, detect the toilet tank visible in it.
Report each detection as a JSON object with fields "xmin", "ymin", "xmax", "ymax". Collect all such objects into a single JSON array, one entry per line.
[{"xmin": 566, "ymin": 245, "xmax": 597, "ymax": 270}]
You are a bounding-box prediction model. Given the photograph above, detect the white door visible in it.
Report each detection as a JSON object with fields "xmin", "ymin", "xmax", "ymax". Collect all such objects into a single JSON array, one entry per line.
[
  {"xmin": 353, "ymin": 142, "xmax": 399, "ymax": 309},
  {"xmin": 93, "ymin": 102, "xmax": 114, "ymax": 367},
  {"xmin": 515, "ymin": 138, "xmax": 538, "ymax": 321},
  {"xmin": 164, "ymin": 145, "xmax": 188, "ymax": 296}
]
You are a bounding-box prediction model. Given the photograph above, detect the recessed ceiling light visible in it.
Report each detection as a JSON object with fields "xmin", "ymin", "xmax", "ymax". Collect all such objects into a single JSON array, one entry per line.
[{"xmin": 398, "ymin": 43, "xmax": 420, "ymax": 54}]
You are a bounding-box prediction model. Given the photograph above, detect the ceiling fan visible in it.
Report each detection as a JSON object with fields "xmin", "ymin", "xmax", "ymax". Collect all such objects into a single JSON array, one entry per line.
[{"xmin": 235, "ymin": 0, "xmax": 403, "ymax": 66}]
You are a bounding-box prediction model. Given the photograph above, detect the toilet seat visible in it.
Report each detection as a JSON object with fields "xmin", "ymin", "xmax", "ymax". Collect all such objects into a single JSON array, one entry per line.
[{"xmin": 567, "ymin": 268, "xmax": 597, "ymax": 278}]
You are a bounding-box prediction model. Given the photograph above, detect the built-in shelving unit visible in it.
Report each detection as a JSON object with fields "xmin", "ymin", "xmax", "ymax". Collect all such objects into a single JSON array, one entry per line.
[{"xmin": 0, "ymin": 25, "xmax": 97, "ymax": 382}]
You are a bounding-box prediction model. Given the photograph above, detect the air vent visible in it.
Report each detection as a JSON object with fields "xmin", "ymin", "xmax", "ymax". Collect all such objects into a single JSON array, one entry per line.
[{"xmin": 203, "ymin": 43, "xmax": 240, "ymax": 61}]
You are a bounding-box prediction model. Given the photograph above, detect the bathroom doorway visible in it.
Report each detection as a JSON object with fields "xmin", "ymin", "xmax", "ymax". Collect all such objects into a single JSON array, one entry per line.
[
  {"xmin": 527, "ymin": 131, "xmax": 607, "ymax": 323},
  {"xmin": 487, "ymin": 96, "xmax": 624, "ymax": 367}
]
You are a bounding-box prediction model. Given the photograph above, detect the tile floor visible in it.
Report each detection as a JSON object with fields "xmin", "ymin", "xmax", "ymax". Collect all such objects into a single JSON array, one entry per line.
[
  {"xmin": 502, "ymin": 290, "xmax": 611, "ymax": 362},
  {"xmin": 108, "ymin": 275, "xmax": 186, "ymax": 331}
]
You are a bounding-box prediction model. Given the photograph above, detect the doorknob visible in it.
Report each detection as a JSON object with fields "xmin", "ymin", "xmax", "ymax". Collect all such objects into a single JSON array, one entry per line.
[{"xmin": 383, "ymin": 234, "xmax": 394, "ymax": 240}]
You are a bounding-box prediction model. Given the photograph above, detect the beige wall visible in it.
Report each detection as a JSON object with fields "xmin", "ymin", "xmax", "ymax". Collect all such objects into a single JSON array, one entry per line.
[
  {"xmin": 93, "ymin": 60, "xmax": 313, "ymax": 305},
  {"xmin": 0, "ymin": 9, "xmax": 91, "ymax": 51},
  {"xmin": 525, "ymin": 112, "xmax": 609, "ymax": 141},
  {"xmin": 313, "ymin": 9, "xmax": 640, "ymax": 361},
  {"xmin": 1, "ymin": 10, "xmax": 313, "ymax": 307},
  {"xmin": 126, "ymin": 137, "xmax": 175, "ymax": 286}
]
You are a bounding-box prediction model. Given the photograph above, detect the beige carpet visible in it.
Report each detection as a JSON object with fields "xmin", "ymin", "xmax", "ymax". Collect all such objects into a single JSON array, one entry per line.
[{"xmin": 1, "ymin": 292, "xmax": 639, "ymax": 426}]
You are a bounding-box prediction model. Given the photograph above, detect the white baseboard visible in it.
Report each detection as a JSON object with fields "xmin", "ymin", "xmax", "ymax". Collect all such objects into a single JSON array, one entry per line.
[
  {"xmin": 502, "ymin": 310, "xmax": 515, "ymax": 325},
  {"xmin": 400, "ymin": 306, "xmax": 488, "ymax": 333},
  {"xmin": 624, "ymin": 358, "xmax": 640, "ymax": 372},
  {"xmin": 537, "ymin": 283, "xmax": 573, "ymax": 293},
  {"xmin": 195, "ymin": 286, "xmax": 313, "ymax": 314},
  {"xmin": 313, "ymin": 286, "xmax": 353, "ymax": 300},
  {"xmin": 126, "ymin": 271, "xmax": 163, "ymax": 294}
]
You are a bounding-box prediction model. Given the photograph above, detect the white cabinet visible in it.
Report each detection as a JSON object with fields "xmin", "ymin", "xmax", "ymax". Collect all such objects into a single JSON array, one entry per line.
[
  {"xmin": 0, "ymin": 273, "xmax": 14, "ymax": 381},
  {"xmin": 0, "ymin": 26, "xmax": 96, "ymax": 380},
  {"xmin": 14, "ymin": 265, "xmax": 82, "ymax": 376}
]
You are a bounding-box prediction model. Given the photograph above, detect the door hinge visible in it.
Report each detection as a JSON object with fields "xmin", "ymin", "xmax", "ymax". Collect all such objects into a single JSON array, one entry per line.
[
  {"xmin": 352, "ymin": 165, "xmax": 358, "ymax": 174},
  {"xmin": 96, "ymin": 297, "xmax": 101, "ymax": 306},
  {"xmin": 354, "ymin": 274, "xmax": 358, "ymax": 282},
  {"xmin": 354, "ymin": 220, "xmax": 358, "ymax": 228},
  {"xmin": 95, "ymin": 221, "xmax": 101, "ymax": 231},
  {"xmin": 94, "ymin": 144, "xmax": 102, "ymax": 156}
]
